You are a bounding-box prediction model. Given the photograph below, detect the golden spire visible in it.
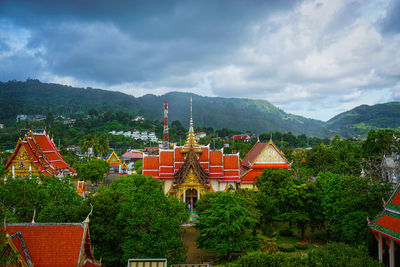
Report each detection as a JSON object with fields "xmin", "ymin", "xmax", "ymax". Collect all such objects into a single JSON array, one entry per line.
[{"xmin": 182, "ymin": 97, "xmax": 201, "ymax": 153}]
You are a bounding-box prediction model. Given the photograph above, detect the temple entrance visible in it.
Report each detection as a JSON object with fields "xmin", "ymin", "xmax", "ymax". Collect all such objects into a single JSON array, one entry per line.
[{"xmin": 185, "ymin": 188, "xmax": 198, "ymax": 211}]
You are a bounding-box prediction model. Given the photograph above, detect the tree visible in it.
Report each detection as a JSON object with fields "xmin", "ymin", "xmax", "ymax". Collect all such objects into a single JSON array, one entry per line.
[
  {"xmin": 83, "ymin": 175, "xmax": 187, "ymax": 266},
  {"xmin": 94, "ymin": 134, "xmax": 109, "ymax": 157},
  {"xmin": 278, "ymin": 182, "xmax": 323, "ymax": 240},
  {"xmin": 195, "ymin": 191, "xmax": 259, "ymax": 260},
  {"xmin": 0, "ymin": 176, "xmax": 83, "ymax": 223},
  {"xmin": 256, "ymin": 169, "xmax": 292, "ymax": 233},
  {"xmin": 76, "ymin": 158, "xmax": 109, "ymax": 184},
  {"xmin": 134, "ymin": 159, "xmax": 142, "ymax": 174},
  {"xmin": 88, "ymin": 108, "xmax": 99, "ymax": 117},
  {"xmin": 80, "ymin": 188, "xmax": 127, "ymax": 266},
  {"xmin": 316, "ymin": 172, "xmax": 391, "ymax": 244}
]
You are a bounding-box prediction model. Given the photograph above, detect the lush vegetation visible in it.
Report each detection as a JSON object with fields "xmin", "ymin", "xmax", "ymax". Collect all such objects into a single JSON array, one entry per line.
[
  {"xmin": 225, "ymin": 242, "xmax": 383, "ymax": 267},
  {"xmin": 0, "ymin": 79, "xmax": 328, "ymax": 136},
  {"xmin": 0, "ymin": 175, "xmax": 187, "ymax": 267},
  {"xmin": 326, "ymin": 102, "xmax": 400, "ymax": 137}
]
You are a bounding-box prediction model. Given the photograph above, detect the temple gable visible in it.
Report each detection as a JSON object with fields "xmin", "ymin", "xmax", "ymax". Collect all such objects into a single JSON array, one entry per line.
[{"xmin": 253, "ymin": 142, "xmax": 287, "ymax": 165}]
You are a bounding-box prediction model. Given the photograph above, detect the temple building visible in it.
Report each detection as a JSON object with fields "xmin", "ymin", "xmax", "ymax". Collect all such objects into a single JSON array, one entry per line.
[
  {"xmin": 239, "ymin": 140, "xmax": 291, "ymax": 189},
  {"xmin": 106, "ymin": 150, "xmax": 121, "ymax": 174},
  {"xmin": 142, "ymin": 98, "xmax": 291, "ymax": 203},
  {"xmin": 369, "ymin": 182, "xmax": 400, "ymax": 266},
  {"xmin": 5, "ymin": 130, "xmax": 76, "ymax": 178},
  {"xmin": 143, "ymin": 98, "xmax": 240, "ymax": 204},
  {"xmin": 1, "ymin": 216, "xmax": 101, "ymax": 266}
]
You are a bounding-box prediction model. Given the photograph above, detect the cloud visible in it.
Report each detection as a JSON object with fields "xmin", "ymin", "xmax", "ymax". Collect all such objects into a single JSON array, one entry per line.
[
  {"xmin": 0, "ymin": 0, "xmax": 399, "ymax": 121},
  {"xmin": 341, "ymin": 89, "xmax": 362, "ymax": 102}
]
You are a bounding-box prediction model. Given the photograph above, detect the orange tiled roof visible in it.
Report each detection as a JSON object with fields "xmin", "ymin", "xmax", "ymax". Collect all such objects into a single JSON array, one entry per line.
[
  {"xmin": 3, "ymin": 221, "xmax": 101, "ymax": 267},
  {"xmin": 5, "ymin": 131, "xmax": 76, "ymax": 177}
]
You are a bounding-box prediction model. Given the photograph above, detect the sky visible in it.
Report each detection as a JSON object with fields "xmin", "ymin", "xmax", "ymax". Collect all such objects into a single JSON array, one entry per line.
[{"xmin": 1, "ymin": 0, "xmax": 400, "ymax": 121}]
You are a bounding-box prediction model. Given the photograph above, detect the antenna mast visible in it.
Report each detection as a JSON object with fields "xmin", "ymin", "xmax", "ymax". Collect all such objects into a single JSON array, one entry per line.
[{"xmin": 163, "ymin": 101, "xmax": 169, "ymax": 149}]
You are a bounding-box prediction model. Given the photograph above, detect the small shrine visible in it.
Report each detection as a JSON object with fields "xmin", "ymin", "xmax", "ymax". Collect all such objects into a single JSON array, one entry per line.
[{"xmin": 106, "ymin": 150, "xmax": 121, "ymax": 174}]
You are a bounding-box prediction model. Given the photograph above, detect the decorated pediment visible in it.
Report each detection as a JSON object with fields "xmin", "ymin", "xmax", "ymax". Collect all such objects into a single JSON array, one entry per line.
[
  {"xmin": 253, "ymin": 143, "xmax": 287, "ymax": 165},
  {"xmin": 174, "ymin": 148, "xmax": 208, "ymax": 186},
  {"xmin": 107, "ymin": 150, "xmax": 121, "ymax": 166}
]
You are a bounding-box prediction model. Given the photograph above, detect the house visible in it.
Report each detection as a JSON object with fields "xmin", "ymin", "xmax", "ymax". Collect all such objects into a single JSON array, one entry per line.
[{"xmin": 231, "ymin": 134, "xmax": 251, "ymax": 142}]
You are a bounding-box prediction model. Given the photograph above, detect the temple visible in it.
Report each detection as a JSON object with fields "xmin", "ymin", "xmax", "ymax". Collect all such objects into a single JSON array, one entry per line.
[
  {"xmin": 239, "ymin": 140, "xmax": 291, "ymax": 189},
  {"xmin": 369, "ymin": 181, "xmax": 400, "ymax": 266},
  {"xmin": 143, "ymin": 98, "xmax": 240, "ymax": 204},
  {"xmin": 5, "ymin": 130, "xmax": 76, "ymax": 178},
  {"xmin": 142, "ymin": 98, "xmax": 291, "ymax": 204},
  {"xmin": 1, "ymin": 217, "xmax": 101, "ymax": 266},
  {"xmin": 106, "ymin": 150, "xmax": 121, "ymax": 174}
]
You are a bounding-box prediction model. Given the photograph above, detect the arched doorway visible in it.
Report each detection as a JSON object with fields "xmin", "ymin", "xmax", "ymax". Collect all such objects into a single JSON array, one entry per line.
[{"xmin": 185, "ymin": 188, "xmax": 198, "ymax": 211}]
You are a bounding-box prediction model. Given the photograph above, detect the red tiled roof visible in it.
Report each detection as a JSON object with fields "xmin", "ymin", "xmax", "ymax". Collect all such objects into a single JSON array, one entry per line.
[
  {"xmin": 3, "ymin": 222, "xmax": 100, "ymax": 267},
  {"xmin": 142, "ymin": 146, "xmax": 240, "ymax": 181},
  {"xmin": 241, "ymin": 168, "xmax": 264, "ymax": 182},
  {"xmin": 143, "ymin": 156, "xmax": 159, "ymax": 170},
  {"xmin": 210, "ymin": 151, "xmax": 223, "ymax": 165},
  {"xmin": 231, "ymin": 135, "xmax": 250, "ymax": 140},
  {"xmin": 160, "ymin": 151, "xmax": 174, "ymax": 166},
  {"xmin": 224, "ymin": 155, "xmax": 239, "ymax": 169},
  {"xmin": 251, "ymin": 164, "xmax": 291, "ymax": 169},
  {"xmin": 242, "ymin": 143, "xmax": 267, "ymax": 167},
  {"xmin": 376, "ymin": 215, "xmax": 400, "ymax": 234},
  {"xmin": 5, "ymin": 131, "xmax": 76, "ymax": 177},
  {"xmin": 391, "ymin": 190, "xmax": 400, "ymax": 206}
]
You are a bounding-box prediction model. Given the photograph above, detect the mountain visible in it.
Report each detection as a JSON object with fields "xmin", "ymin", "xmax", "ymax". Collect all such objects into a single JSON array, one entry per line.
[
  {"xmin": 4, "ymin": 80, "xmax": 400, "ymax": 138},
  {"xmin": 0, "ymin": 79, "xmax": 328, "ymax": 136},
  {"xmin": 325, "ymin": 102, "xmax": 400, "ymax": 137}
]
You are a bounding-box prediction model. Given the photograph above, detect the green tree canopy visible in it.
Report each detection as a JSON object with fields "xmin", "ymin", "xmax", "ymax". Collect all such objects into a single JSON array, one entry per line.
[
  {"xmin": 76, "ymin": 158, "xmax": 109, "ymax": 184},
  {"xmin": 195, "ymin": 191, "xmax": 259, "ymax": 260},
  {"xmin": 83, "ymin": 175, "xmax": 187, "ymax": 266}
]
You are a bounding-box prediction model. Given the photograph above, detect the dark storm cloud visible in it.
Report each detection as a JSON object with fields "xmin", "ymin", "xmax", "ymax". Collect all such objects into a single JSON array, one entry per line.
[
  {"xmin": 0, "ymin": 0, "xmax": 300, "ymax": 84},
  {"xmin": 1, "ymin": 0, "xmax": 400, "ymax": 121}
]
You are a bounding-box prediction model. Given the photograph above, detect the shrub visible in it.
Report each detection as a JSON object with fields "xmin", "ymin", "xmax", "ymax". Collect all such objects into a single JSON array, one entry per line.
[
  {"xmin": 278, "ymin": 243, "xmax": 295, "ymax": 252},
  {"xmin": 279, "ymin": 228, "xmax": 293, "ymax": 237},
  {"xmin": 307, "ymin": 242, "xmax": 384, "ymax": 267},
  {"xmin": 295, "ymin": 242, "xmax": 308, "ymax": 250},
  {"xmin": 227, "ymin": 251, "xmax": 307, "ymax": 267},
  {"xmin": 259, "ymin": 236, "xmax": 279, "ymax": 254}
]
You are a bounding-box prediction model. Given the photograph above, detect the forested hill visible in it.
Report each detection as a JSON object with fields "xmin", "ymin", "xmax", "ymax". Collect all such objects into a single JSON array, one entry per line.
[
  {"xmin": 325, "ymin": 102, "xmax": 400, "ymax": 137},
  {"xmin": 0, "ymin": 80, "xmax": 328, "ymax": 136},
  {"xmin": 3, "ymin": 79, "xmax": 399, "ymax": 137}
]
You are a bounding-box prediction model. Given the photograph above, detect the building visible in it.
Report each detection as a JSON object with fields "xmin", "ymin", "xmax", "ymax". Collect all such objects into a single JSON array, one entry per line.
[
  {"xmin": 369, "ymin": 181, "xmax": 400, "ymax": 266},
  {"xmin": 5, "ymin": 130, "xmax": 76, "ymax": 178},
  {"xmin": 106, "ymin": 150, "xmax": 121, "ymax": 174},
  {"xmin": 239, "ymin": 140, "xmax": 291, "ymax": 189},
  {"xmin": 1, "ymin": 216, "xmax": 101, "ymax": 266},
  {"xmin": 121, "ymin": 151, "xmax": 143, "ymax": 163},
  {"xmin": 195, "ymin": 132, "xmax": 206, "ymax": 140},
  {"xmin": 231, "ymin": 134, "xmax": 251, "ymax": 142},
  {"xmin": 143, "ymin": 98, "xmax": 240, "ymax": 204},
  {"xmin": 16, "ymin": 114, "xmax": 46, "ymax": 122}
]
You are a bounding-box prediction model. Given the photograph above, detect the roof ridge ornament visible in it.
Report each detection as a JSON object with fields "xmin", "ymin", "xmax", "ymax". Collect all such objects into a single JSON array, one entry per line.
[
  {"xmin": 84, "ymin": 203, "xmax": 93, "ymax": 223},
  {"xmin": 182, "ymin": 97, "xmax": 202, "ymax": 153},
  {"xmin": 32, "ymin": 208, "xmax": 36, "ymax": 223}
]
